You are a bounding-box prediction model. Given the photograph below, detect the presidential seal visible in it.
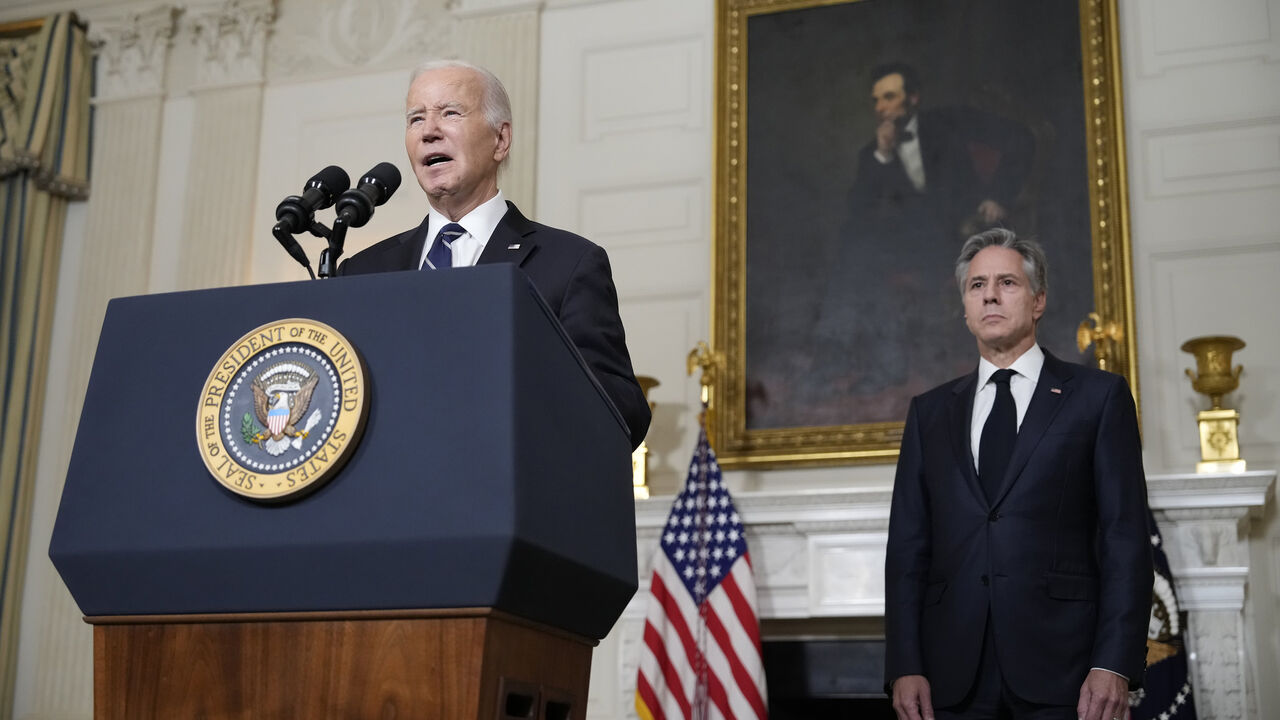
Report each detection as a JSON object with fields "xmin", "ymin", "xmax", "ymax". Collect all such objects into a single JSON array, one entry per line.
[{"xmin": 196, "ymin": 319, "xmax": 369, "ymax": 502}]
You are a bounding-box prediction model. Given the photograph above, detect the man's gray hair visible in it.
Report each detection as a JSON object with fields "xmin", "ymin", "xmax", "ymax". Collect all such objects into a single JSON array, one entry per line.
[
  {"xmin": 954, "ymin": 228, "xmax": 1048, "ymax": 296},
  {"xmin": 409, "ymin": 59, "xmax": 513, "ymax": 132}
]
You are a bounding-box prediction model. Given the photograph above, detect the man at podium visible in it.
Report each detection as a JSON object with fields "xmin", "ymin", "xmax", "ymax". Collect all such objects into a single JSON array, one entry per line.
[{"xmin": 340, "ymin": 60, "xmax": 650, "ymax": 449}]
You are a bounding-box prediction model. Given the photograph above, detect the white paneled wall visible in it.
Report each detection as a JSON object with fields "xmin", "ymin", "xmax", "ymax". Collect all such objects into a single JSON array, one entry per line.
[
  {"xmin": 538, "ymin": 0, "xmax": 715, "ymax": 497},
  {"xmin": 1120, "ymin": 0, "xmax": 1280, "ymax": 479}
]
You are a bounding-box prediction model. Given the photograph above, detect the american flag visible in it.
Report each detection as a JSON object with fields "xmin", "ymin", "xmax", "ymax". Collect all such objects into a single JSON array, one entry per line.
[{"xmin": 635, "ymin": 426, "xmax": 768, "ymax": 720}]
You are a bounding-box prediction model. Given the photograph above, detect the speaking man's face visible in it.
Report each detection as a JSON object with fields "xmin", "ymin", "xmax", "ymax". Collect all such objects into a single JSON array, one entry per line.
[
  {"xmin": 871, "ymin": 73, "xmax": 918, "ymax": 125},
  {"xmin": 404, "ymin": 67, "xmax": 511, "ymax": 218},
  {"xmin": 962, "ymin": 246, "xmax": 1046, "ymax": 357}
]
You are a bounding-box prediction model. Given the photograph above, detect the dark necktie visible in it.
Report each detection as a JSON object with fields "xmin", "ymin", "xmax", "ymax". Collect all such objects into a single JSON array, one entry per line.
[
  {"xmin": 979, "ymin": 369, "xmax": 1016, "ymax": 503},
  {"xmin": 424, "ymin": 223, "xmax": 465, "ymax": 270}
]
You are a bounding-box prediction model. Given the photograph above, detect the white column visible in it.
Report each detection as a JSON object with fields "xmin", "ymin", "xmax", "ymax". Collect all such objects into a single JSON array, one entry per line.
[
  {"xmin": 451, "ymin": 0, "xmax": 543, "ymax": 212},
  {"xmin": 173, "ymin": 0, "xmax": 275, "ymax": 290},
  {"xmin": 13, "ymin": 5, "xmax": 178, "ymax": 718}
]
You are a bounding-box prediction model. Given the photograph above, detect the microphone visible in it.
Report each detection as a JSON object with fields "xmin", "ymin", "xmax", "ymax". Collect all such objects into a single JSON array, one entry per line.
[
  {"xmin": 273, "ymin": 165, "xmax": 351, "ymax": 235},
  {"xmin": 334, "ymin": 162, "xmax": 402, "ymax": 228}
]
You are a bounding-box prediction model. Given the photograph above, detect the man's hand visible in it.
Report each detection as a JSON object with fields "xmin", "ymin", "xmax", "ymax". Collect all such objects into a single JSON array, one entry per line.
[
  {"xmin": 976, "ymin": 199, "xmax": 1007, "ymax": 224},
  {"xmin": 876, "ymin": 119, "xmax": 901, "ymax": 157},
  {"xmin": 1076, "ymin": 669, "xmax": 1129, "ymax": 720},
  {"xmin": 891, "ymin": 674, "xmax": 934, "ymax": 720}
]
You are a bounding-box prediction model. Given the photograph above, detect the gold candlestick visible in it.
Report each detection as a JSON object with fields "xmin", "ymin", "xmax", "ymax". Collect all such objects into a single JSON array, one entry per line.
[
  {"xmin": 1076, "ymin": 312, "xmax": 1124, "ymax": 372},
  {"xmin": 1181, "ymin": 335, "xmax": 1246, "ymax": 473},
  {"xmin": 632, "ymin": 376, "xmax": 660, "ymax": 499}
]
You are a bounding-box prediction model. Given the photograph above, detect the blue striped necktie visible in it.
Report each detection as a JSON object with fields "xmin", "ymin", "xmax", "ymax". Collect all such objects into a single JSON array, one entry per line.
[{"xmin": 424, "ymin": 223, "xmax": 465, "ymax": 270}]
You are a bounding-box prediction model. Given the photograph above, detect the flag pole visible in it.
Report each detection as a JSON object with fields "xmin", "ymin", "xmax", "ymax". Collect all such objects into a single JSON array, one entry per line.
[
  {"xmin": 687, "ymin": 341, "xmax": 718, "ymax": 720},
  {"xmin": 635, "ymin": 342, "xmax": 767, "ymax": 720}
]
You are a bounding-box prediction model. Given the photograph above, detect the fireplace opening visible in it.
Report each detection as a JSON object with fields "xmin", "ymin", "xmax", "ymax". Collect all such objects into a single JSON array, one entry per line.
[{"xmin": 762, "ymin": 638, "xmax": 894, "ymax": 719}]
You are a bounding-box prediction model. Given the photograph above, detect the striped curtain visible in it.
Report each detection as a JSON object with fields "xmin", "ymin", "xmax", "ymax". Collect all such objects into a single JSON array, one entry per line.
[{"xmin": 0, "ymin": 13, "xmax": 91, "ymax": 712}]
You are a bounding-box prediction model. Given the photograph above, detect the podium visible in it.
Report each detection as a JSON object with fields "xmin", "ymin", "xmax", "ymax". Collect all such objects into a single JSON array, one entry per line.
[{"xmin": 49, "ymin": 265, "xmax": 638, "ymax": 719}]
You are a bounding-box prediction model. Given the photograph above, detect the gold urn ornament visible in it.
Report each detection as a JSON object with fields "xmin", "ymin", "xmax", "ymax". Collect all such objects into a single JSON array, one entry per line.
[
  {"xmin": 631, "ymin": 376, "xmax": 660, "ymax": 499},
  {"xmin": 1181, "ymin": 335, "xmax": 1246, "ymax": 473}
]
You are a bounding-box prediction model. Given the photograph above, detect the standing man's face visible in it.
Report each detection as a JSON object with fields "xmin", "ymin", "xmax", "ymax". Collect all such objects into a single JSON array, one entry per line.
[
  {"xmin": 871, "ymin": 73, "xmax": 918, "ymax": 124},
  {"xmin": 962, "ymin": 246, "xmax": 1046, "ymax": 359},
  {"xmin": 404, "ymin": 67, "xmax": 511, "ymax": 220}
]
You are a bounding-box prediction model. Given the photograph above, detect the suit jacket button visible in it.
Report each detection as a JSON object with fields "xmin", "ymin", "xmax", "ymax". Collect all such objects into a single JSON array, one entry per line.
[
  {"xmin": 981, "ymin": 574, "xmax": 989, "ymax": 586},
  {"xmin": 988, "ymin": 510, "xmax": 999, "ymax": 522}
]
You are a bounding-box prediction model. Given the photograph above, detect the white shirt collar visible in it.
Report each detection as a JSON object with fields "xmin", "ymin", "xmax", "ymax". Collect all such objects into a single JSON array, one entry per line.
[
  {"xmin": 426, "ymin": 189, "xmax": 507, "ymax": 249},
  {"xmin": 977, "ymin": 343, "xmax": 1044, "ymax": 388},
  {"xmin": 904, "ymin": 113, "xmax": 919, "ymax": 137}
]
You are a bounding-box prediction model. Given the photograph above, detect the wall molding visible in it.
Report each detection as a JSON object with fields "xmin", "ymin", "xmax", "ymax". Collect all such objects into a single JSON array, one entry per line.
[
  {"xmin": 1141, "ymin": 114, "xmax": 1280, "ymax": 197},
  {"xmin": 81, "ymin": 3, "xmax": 179, "ymax": 102},
  {"xmin": 449, "ymin": 0, "xmax": 545, "ymax": 19},
  {"xmin": 1133, "ymin": 0, "xmax": 1280, "ymax": 77},
  {"xmin": 268, "ymin": 0, "xmax": 454, "ymax": 82},
  {"xmin": 185, "ymin": 0, "xmax": 275, "ymax": 91},
  {"xmin": 578, "ymin": 179, "xmax": 705, "ymax": 249},
  {"xmin": 580, "ymin": 35, "xmax": 706, "ymax": 141}
]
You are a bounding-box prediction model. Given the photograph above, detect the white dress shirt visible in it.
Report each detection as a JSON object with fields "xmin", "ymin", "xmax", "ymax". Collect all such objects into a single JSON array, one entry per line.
[
  {"xmin": 874, "ymin": 113, "xmax": 926, "ymax": 191},
  {"xmin": 969, "ymin": 343, "xmax": 1043, "ymax": 471},
  {"xmin": 417, "ymin": 190, "xmax": 508, "ymax": 269}
]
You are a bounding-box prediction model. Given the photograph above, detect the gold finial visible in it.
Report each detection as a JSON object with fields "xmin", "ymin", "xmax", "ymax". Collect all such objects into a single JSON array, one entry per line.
[{"xmin": 686, "ymin": 342, "xmax": 723, "ymax": 438}]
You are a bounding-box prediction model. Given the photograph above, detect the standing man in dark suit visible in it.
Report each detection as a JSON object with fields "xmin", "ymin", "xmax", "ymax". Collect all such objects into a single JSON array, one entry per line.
[
  {"xmin": 884, "ymin": 229, "xmax": 1152, "ymax": 720},
  {"xmin": 340, "ymin": 60, "xmax": 650, "ymax": 449}
]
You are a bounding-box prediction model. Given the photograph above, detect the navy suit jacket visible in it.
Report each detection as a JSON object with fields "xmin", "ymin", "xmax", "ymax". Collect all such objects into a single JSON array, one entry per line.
[
  {"xmin": 884, "ymin": 350, "xmax": 1152, "ymax": 707},
  {"xmin": 339, "ymin": 201, "xmax": 650, "ymax": 450}
]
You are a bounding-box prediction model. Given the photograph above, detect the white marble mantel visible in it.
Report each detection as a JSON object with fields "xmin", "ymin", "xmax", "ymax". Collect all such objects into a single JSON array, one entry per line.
[
  {"xmin": 1145, "ymin": 470, "xmax": 1277, "ymax": 720},
  {"xmin": 610, "ymin": 470, "xmax": 1278, "ymax": 720}
]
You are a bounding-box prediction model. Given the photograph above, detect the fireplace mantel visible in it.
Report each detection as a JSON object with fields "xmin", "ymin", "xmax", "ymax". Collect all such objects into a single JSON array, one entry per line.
[{"xmin": 588, "ymin": 470, "xmax": 1277, "ymax": 720}]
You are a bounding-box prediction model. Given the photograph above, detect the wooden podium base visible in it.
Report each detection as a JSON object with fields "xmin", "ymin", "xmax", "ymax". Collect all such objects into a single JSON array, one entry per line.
[{"xmin": 89, "ymin": 608, "xmax": 595, "ymax": 720}]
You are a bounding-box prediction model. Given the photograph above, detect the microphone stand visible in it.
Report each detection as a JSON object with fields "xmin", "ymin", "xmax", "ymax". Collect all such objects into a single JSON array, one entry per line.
[
  {"xmin": 273, "ymin": 218, "xmax": 347, "ymax": 280},
  {"xmin": 272, "ymin": 223, "xmax": 318, "ymax": 280},
  {"xmin": 317, "ymin": 216, "xmax": 348, "ymax": 279}
]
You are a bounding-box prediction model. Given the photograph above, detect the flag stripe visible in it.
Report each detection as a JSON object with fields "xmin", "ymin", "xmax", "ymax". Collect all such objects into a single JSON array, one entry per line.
[
  {"xmin": 705, "ymin": 593, "xmax": 767, "ymax": 719},
  {"xmin": 645, "ymin": 570, "xmax": 698, "ymax": 717},
  {"xmin": 641, "ymin": 617, "xmax": 693, "ymax": 720},
  {"xmin": 716, "ymin": 566, "xmax": 762, "ymax": 661},
  {"xmin": 704, "ymin": 659, "xmax": 735, "ymax": 720},
  {"xmin": 635, "ymin": 660, "xmax": 670, "ymax": 720},
  {"xmin": 702, "ymin": 600, "xmax": 763, "ymax": 720},
  {"xmin": 702, "ymin": 622, "xmax": 752, "ymax": 720},
  {"xmin": 727, "ymin": 558, "xmax": 762, "ymax": 648},
  {"xmin": 649, "ymin": 566, "xmax": 702, "ymax": 668}
]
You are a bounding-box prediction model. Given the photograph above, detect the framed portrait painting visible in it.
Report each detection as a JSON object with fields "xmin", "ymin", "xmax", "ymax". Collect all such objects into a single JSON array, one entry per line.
[{"xmin": 709, "ymin": 0, "xmax": 1136, "ymax": 468}]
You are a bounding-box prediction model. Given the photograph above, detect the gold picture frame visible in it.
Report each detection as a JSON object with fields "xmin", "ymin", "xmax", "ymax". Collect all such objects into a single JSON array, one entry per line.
[{"xmin": 710, "ymin": 0, "xmax": 1135, "ymax": 468}]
